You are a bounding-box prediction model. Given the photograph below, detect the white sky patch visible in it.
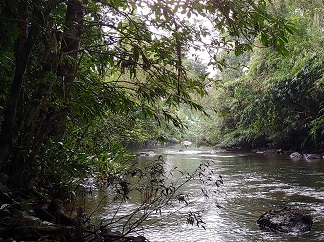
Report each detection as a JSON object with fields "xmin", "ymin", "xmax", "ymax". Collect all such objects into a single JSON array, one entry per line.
[
  {"xmin": 187, "ymin": 17, "xmax": 220, "ymax": 77},
  {"xmin": 137, "ymin": 2, "xmax": 220, "ymax": 77}
]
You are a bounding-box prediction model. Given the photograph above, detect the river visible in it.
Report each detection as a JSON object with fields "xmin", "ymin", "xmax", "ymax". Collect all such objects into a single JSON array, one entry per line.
[{"xmin": 74, "ymin": 145, "xmax": 324, "ymax": 242}]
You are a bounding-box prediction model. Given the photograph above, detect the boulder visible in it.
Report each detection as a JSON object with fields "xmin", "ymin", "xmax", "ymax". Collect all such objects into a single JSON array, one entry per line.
[
  {"xmin": 2, "ymin": 224, "xmax": 64, "ymax": 241},
  {"xmin": 136, "ymin": 151, "xmax": 156, "ymax": 157},
  {"xmin": 257, "ymin": 207, "xmax": 313, "ymax": 233},
  {"xmin": 181, "ymin": 140, "xmax": 192, "ymax": 147},
  {"xmin": 0, "ymin": 209, "xmax": 64, "ymax": 241},
  {"xmin": 303, "ymin": 153, "xmax": 321, "ymax": 161},
  {"xmin": 289, "ymin": 152, "xmax": 302, "ymax": 161},
  {"xmin": 0, "ymin": 173, "xmax": 8, "ymax": 185}
]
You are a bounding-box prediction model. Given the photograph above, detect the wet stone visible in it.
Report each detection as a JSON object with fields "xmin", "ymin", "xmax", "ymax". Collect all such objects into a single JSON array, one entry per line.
[{"xmin": 257, "ymin": 207, "xmax": 313, "ymax": 234}]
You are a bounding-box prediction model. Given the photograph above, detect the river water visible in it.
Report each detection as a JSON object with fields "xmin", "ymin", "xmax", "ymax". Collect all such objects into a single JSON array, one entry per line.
[{"xmin": 75, "ymin": 145, "xmax": 324, "ymax": 242}]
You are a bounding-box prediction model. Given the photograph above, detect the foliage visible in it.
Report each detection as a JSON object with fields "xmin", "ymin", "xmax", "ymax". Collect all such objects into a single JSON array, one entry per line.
[
  {"xmin": 0, "ymin": 0, "xmax": 303, "ymax": 237},
  {"xmin": 80, "ymin": 155, "xmax": 223, "ymax": 234},
  {"xmin": 0, "ymin": 0, "xmax": 294, "ymax": 194},
  {"xmin": 198, "ymin": 0, "xmax": 324, "ymax": 150}
]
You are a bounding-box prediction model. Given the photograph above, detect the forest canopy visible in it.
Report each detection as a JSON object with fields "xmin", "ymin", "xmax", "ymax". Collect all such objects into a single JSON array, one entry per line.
[
  {"xmin": 194, "ymin": 0, "xmax": 324, "ymax": 151},
  {"xmin": 0, "ymin": 0, "xmax": 294, "ymax": 191}
]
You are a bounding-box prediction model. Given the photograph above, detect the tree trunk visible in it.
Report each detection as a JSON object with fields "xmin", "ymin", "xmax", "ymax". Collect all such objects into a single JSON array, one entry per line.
[
  {"xmin": 21, "ymin": 0, "xmax": 86, "ymax": 154},
  {"xmin": 0, "ymin": 0, "xmax": 86, "ymax": 175},
  {"xmin": 52, "ymin": 0, "xmax": 85, "ymax": 139},
  {"xmin": 0, "ymin": 3, "xmax": 42, "ymax": 166},
  {"xmin": 23, "ymin": 30, "xmax": 62, "ymax": 151}
]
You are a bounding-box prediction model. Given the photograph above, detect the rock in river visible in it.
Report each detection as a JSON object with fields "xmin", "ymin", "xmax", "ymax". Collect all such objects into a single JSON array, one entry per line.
[
  {"xmin": 289, "ymin": 152, "xmax": 302, "ymax": 161},
  {"xmin": 257, "ymin": 207, "xmax": 313, "ymax": 234}
]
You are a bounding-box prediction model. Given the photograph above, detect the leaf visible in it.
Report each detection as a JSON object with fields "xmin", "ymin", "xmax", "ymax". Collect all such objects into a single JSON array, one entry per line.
[
  {"xmin": 260, "ymin": 32, "xmax": 268, "ymax": 45},
  {"xmin": 132, "ymin": 45, "xmax": 140, "ymax": 63}
]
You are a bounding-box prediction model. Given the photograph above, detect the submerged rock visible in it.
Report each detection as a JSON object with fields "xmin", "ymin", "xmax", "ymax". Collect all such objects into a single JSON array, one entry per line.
[
  {"xmin": 181, "ymin": 140, "xmax": 192, "ymax": 148},
  {"xmin": 257, "ymin": 207, "xmax": 313, "ymax": 234},
  {"xmin": 289, "ymin": 152, "xmax": 322, "ymax": 161},
  {"xmin": 303, "ymin": 153, "xmax": 321, "ymax": 161},
  {"xmin": 100, "ymin": 227, "xmax": 148, "ymax": 241},
  {"xmin": 136, "ymin": 151, "xmax": 156, "ymax": 157},
  {"xmin": 289, "ymin": 152, "xmax": 302, "ymax": 161}
]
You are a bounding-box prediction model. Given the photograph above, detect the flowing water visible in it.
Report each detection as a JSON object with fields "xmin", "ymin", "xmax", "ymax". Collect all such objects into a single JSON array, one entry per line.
[{"xmin": 75, "ymin": 145, "xmax": 324, "ymax": 242}]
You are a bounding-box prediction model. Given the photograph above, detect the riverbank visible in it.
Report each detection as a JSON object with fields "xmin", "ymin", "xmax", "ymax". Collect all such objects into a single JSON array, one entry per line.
[{"xmin": 0, "ymin": 176, "xmax": 147, "ymax": 242}]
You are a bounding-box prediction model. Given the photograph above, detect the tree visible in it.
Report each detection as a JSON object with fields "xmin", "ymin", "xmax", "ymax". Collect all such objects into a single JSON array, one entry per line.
[
  {"xmin": 0, "ymin": 0, "xmax": 293, "ymax": 185},
  {"xmin": 200, "ymin": 0, "xmax": 324, "ymax": 150}
]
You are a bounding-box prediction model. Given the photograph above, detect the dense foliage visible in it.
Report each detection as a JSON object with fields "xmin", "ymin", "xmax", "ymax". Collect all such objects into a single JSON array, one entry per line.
[
  {"xmin": 0, "ymin": 0, "xmax": 293, "ymax": 193},
  {"xmin": 4, "ymin": 0, "xmax": 320, "ymax": 239},
  {"xmin": 195, "ymin": 0, "xmax": 324, "ymax": 151}
]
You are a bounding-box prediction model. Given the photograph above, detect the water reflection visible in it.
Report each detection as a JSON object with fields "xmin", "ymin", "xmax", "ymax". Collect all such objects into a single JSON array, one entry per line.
[{"xmin": 76, "ymin": 145, "xmax": 324, "ymax": 241}]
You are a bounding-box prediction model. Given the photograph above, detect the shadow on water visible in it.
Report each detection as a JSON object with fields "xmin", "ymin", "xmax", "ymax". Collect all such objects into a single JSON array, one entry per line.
[{"xmin": 74, "ymin": 145, "xmax": 324, "ymax": 242}]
